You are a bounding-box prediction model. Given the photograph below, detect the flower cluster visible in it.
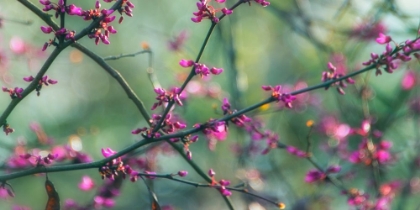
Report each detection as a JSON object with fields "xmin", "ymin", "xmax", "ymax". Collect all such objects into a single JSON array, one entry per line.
[
  {"xmin": 40, "ymin": 26, "xmax": 76, "ymax": 51},
  {"xmin": 2, "ymin": 87, "xmax": 23, "ymax": 99},
  {"xmin": 363, "ymin": 34, "xmax": 420, "ymax": 75},
  {"xmin": 321, "ymin": 62, "xmax": 355, "ymax": 94},
  {"xmin": 344, "ymin": 181, "xmax": 401, "ymax": 209},
  {"xmin": 2, "ymin": 123, "xmax": 14, "ymax": 136},
  {"xmin": 83, "ymin": 1, "xmax": 118, "ymax": 45},
  {"xmin": 151, "ymin": 87, "xmax": 183, "ymax": 110},
  {"xmin": 40, "ymin": 0, "xmax": 83, "ymax": 18},
  {"xmin": 191, "ymin": 0, "xmax": 233, "ymax": 23},
  {"xmin": 132, "ymin": 114, "xmax": 187, "ymax": 139},
  {"xmin": 20, "ymin": 153, "xmax": 58, "ymax": 166},
  {"xmin": 40, "ymin": 0, "xmax": 135, "ymax": 47},
  {"xmin": 262, "ymin": 85, "xmax": 296, "ymax": 107},
  {"xmin": 99, "ymin": 148, "xmax": 130, "ymax": 180},
  {"xmin": 305, "ymin": 165, "xmax": 341, "ymax": 183},
  {"xmin": 348, "ymin": 140, "xmax": 393, "ymax": 165},
  {"xmin": 285, "ymin": 146, "xmax": 307, "ymax": 158},
  {"xmin": 23, "ymin": 75, "xmax": 57, "ymax": 96},
  {"xmin": 221, "ymin": 98, "xmax": 251, "ymax": 127},
  {"xmin": 208, "ymin": 169, "xmax": 232, "ymax": 196},
  {"xmin": 179, "ymin": 59, "xmax": 223, "ymax": 78}
]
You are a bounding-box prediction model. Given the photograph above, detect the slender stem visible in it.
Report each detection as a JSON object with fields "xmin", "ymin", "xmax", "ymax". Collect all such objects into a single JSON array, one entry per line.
[
  {"xmin": 0, "ymin": 47, "xmax": 63, "ymax": 127},
  {"xmin": 103, "ymin": 50, "xmax": 152, "ymax": 61},
  {"xmin": 73, "ymin": 43, "xmax": 152, "ymax": 122},
  {"xmin": 134, "ymin": 172, "xmax": 283, "ymax": 208}
]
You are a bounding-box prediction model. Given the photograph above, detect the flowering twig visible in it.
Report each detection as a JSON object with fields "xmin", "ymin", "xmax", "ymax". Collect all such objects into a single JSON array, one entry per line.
[{"xmin": 132, "ymin": 172, "xmax": 285, "ymax": 208}]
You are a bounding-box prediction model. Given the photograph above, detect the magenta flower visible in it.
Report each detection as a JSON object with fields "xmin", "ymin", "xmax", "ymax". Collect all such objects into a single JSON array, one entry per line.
[
  {"xmin": 254, "ymin": 0, "xmax": 270, "ymax": 7},
  {"xmin": 178, "ymin": 170, "xmax": 188, "ymax": 177},
  {"xmin": 401, "ymin": 70, "xmax": 416, "ymax": 90},
  {"xmin": 78, "ymin": 175, "xmax": 95, "ymax": 191},
  {"xmin": 179, "ymin": 59, "xmax": 194, "ymax": 67},
  {"xmin": 151, "ymin": 87, "xmax": 183, "ymax": 110},
  {"xmin": 40, "ymin": 26, "xmax": 53, "ymax": 34},
  {"xmin": 304, "ymin": 169, "xmax": 325, "ymax": 183},
  {"xmin": 67, "ymin": 4, "xmax": 83, "ymax": 16},
  {"xmin": 374, "ymin": 150, "xmax": 392, "ymax": 164},
  {"xmin": 101, "ymin": 148, "xmax": 117, "ymax": 158},
  {"xmin": 210, "ymin": 67, "xmax": 223, "ymax": 75},
  {"xmin": 326, "ymin": 165, "xmax": 341, "ymax": 174},
  {"xmin": 94, "ymin": 196, "xmax": 115, "ymax": 208},
  {"xmin": 219, "ymin": 179, "xmax": 230, "ymax": 186},
  {"xmin": 286, "ymin": 146, "xmax": 307, "ymax": 158},
  {"xmin": 221, "ymin": 8, "xmax": 233, "ymax": 15},
  {"xmin": 376, "ymin": 33, "xmax": 392, "ymax": 44},
  {"xmin": 220, "ymin": 187, "xmax": 232, "ymax": 196},
  {"xmin": 262, "ymin": 85, "xmax": 296, "ymax": 108},
  {"xmin": 23, "ymin": 76, "xmax": 34, "ymax": 82},
  {"xmin": 208, "ymin": 168, "xmax": 216, "ymax": 177}
]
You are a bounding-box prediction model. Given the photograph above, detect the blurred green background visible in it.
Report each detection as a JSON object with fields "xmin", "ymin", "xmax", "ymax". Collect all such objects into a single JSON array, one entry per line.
[{"xmin": 0, "ymin": 0, "xmax": 420, "ymax": 209}]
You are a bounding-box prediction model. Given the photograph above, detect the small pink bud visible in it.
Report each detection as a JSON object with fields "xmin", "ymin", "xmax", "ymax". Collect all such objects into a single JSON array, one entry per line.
[
  {"xmin": 42, "ymin": 42, "xmax": 49, "ymax": 51},
  {"xmin": 221, "ymin": 8, "xmax": 232, "ymax": 15},
  {"xmin": 210, "ymin": 67, "xmax": 223, "ymax": 75},
  {"xmin": 23, "ymin": 76, "xmax": 34, "ymax": 82},
  {"xmin": 186, "ymin": 151, "xmax": 192, "ymax": 160},
  {"xmin": 208, "ymin": 168, "xmax": 215, "ymax": 177},
  {"xmin": 40, "ymin": 26, "xmax": 53, "ymax": 34},
  {"xmin": 47, "ymin": 79, "xmax": 57, "ymax": 84},
  {"xmin": 191, "ymin": 16, "xmax": 202, "ymax": 23},
  {"xmin": 190, "ymin": 135, "xmax": 199, "ymax": 142},
  {"xmin": 179, "ymin": 59, "xmax": 194, "ymax": 68},
  {"xmin": 107, "ymin": 26, "xmax": 117, "ymax": 34},
  {"xmin": 95, "ymin": 0, "xmax": 101, "ymax": 9},
  {"xmin": 219, "ymin": 179, "xmax": 230, "ymax": 186},
  {"xmin": 376, "ymin": 33, "xmax": 392, "ymax": 44},
  {"xmin": 177, "ymin": 170, "xmax": 188, "ymax": 177}
]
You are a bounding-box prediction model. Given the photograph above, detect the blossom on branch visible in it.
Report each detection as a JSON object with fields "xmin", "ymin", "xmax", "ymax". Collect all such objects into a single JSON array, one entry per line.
[{"xmin": 262, "ymin": 85, "xmax": 296, "ymax": 108}]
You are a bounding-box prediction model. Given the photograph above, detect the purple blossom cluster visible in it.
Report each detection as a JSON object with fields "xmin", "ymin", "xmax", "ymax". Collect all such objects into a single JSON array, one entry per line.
[
  {"xmin": 39, "ymin": 0, "xmax": 134, "ymax": 49},
  {"xmin": 179, "ymin": 59, "xmax": 223, "ymax": 77},
  {"xmin": 261, "ymin": 85, "xmax": 296, "ymax": 107},
  {"xmin": 321, "ymin": 62, "xmax": 355, "ymax": 94},
  {"xmin": 191, "ymin": 0, "xmax": 233, "ymax": 23},
  {"xmin": 132, "ymin": 114, "xmax": 187, "ymax": 139},
  {"xmin": 23, "ymin": 75, "xmax": 57, "ymax": 96},
  {"xmin": 151, "ymin": 87, "xmax": 183, "ymax": 110},
  {"xmin": 362, "ymin": 33, "xmax": 420, "ymax": 75}
]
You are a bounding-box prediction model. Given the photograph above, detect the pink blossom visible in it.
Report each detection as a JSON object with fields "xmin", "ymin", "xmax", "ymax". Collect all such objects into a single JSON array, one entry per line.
[
  {"xmin": 221, "ymin": 8, "xmax": 233, "ymax": 15},
  {"xmin": 179, "ymin": 59, "xmax": 195, "ymax": 67},
  {"xmin": 23, "ymin": 76, "xmax": 34, "ymax": 82},
  {"xmin": 304, "ymin": 169, "xmax": 325, "ymax": 183},
  {"xmin": 101, "ymin": 148, "xmax": 117, "ymax": 158},
  {"xmin": 40, "ymin": 26, "xmax": 53, "ymax": 34},
  {"xmin": 94, "ymin": 196, "xmax": 115, "ymax": 208},
  {"xmin": 178, "ymin": 170, "xmax": 188, "ymax": 177},
  {"xmin": 78, "ymin": 175, "xmax": 95, "ymax": 191},
  {"xmin": 401, "ymin": 70, "xmax": 416, "ymax": 90},
  {"xmin": 376, "ymin": 33, "xmax": 392, "ymax": 44}
]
